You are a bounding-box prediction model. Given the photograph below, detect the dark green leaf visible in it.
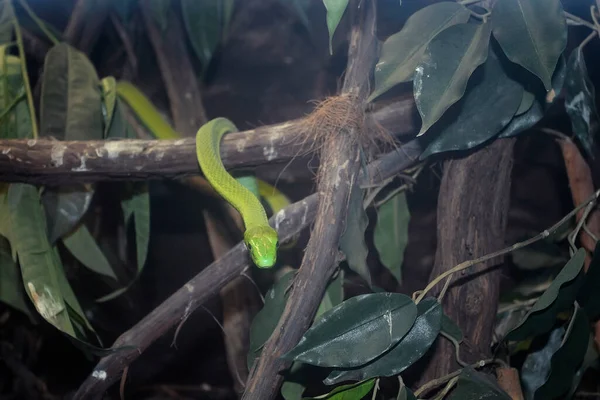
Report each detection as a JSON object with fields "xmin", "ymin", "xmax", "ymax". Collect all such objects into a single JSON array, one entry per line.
[
  {"xmin": 506, "ymin": 248, "xmax": 586, "ymax": 341},
  {"xmin": 564, "ymin": 47, "xmax": 599, "ymax": 159},
  {"xmin": 324, "ymin": 297, "xmax": 441, "ymax": 384},
  {"xmin": 122, "ymin": 183, "xmax": 150, "ymax": 273},
  {"xmin": 567, "ymin": 332, "xmax": 599, "ymax": 398},
  {"xmin": 447, "ymin": 367, "xmax": 511, "ymax": 400},
  {"xmin": 521, "ymin": 326, "xmax": 564, "ymax": 399},
  {"xmin": 316, "ymin": 270, "xmax": 345, "ymax": 321},
  {"xmin": 576, "ymin": 242, "xmax": 600, "ymax": 320},
  {"xmin": 0, "ymin": 236, "xmax": 31, "ymax": 318},
  {"xmin": 516, "ymin": 90, "xmax": 535, "ymax": 116},
  {"xmin": 282, "ymin": 379, "xmax": 306, "ymax": 400},
  {"xmin": 0, "ymin": 0, "xmax": 14, "ymax": 44},
  {"xmin": 414, "ymin": 21, "xmax": 492, "ymax": 136},
  {"xmin": 181, "ymin": 0, "xmax": 222, "ymax": 68},
  {"xmin": 373, "ymin": 191, "xmax": 410, "ymax": 283},
  {"xmin": 496, "ymin": 100, "xmax": 544, "ymax": 138},
  {"xmin": 283, "ymin": 293, "xmax": 417, "ymax": 368},
  {"xmin": 42, "ymin": 187, "xmax": 93, "ymax": 244},
  {"xmin": 339, "ymin": 184, "xmax": 370, "ymax": 286},
  {"xmin": 304, "ymin": 378, "xmax": 375, "ymax": 400},
  {"xmin": 397, "ymin": 385, "xmax": 416, "ymax": 400},
  {"xmin": 62, "ymin": 224, "xmax": 116, "ymax": 280},
  {"xmin": 441, "ymin": 312, "xmax": 463, "ymax": 343},
  {"xmin": 533, "ymin": 307, "xmax": 590, "ymax": 400},
  {"xmin": 491, "ymin": 0, "xmax": 567, "ymax": 90},
  {"xmin": 368, "ymin": 2, "xmax": 470, "ymax": 101},
  {"xmin": 148, "ymin": 0, "xmax": 170, "ymax": 32},
  {"xmin": 8, "ymin": 183, "xmax": 95, "ymax": 341},
  {"xmin": 323, "ymin": 0, "xmax": 349, "ymax": 54},
  {"xmin": 420, "ymin": 48, "xmax": 522, "ymax": 158},
  {"xmin": 248, "ymin": 271, "xmax": 295, "ymax": 370}
]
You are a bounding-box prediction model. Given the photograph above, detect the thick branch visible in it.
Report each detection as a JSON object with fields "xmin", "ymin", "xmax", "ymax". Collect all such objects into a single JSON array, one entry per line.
[
  {"xmin": 242, "ymin": 2, "xmax": 379, "ymax": 399},
  {"xmin": 72, "ymin": 138, "xmax": 422, "ymax": 399},
  {"xmin": 0, "ymin": 99, "xmax": 415, "ymax": 185}
]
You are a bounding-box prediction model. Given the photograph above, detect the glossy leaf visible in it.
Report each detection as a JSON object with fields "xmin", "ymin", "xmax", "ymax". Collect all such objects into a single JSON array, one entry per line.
[
  {"xmin": 248, "ymin": 271, "xmax": 295, "ymax": 370},
  {"xmin": 42, "ymin": 188, "xmax": 93, "ymax": 244},
  {"xmin": 533, "ymin": 307, "xmax": 590, "ymax": 400},
  {"xmin": 100, "ymin": 76, "xmax": 117, "ymax": 137},
  {"xmin": 283, "ymin": 293, "xmax": 417, "ymax": 368},
  {"xmin": 304, "ymin": 378, "xmax": 375, "ymax": 400},
  {"xmin": 62, "ymin": 224, "xmax": 116, "ymax": 280},
  {"xmin": 122, "ymin": 183, "xmax": 150, "ymax": 273},
  {"xmin": 181, "ymin": 0, "xmax": 222, "ymax": 68},
  {"xmin": 0, "ymin": 236, "xmax": 31, "ymax": 318},
  {"xmin": 441, "ymin": 312, "xmax": 463, "ymax": 343},
  {"xmin": 8, "ymin": 183, "xmax": 94, "ymax": 341},
  {"xmin": 491, "ymin": 0, "xmax": 567, "ymax": 90},
  {"xmin": 496, "ymin": 100, "xmax": 544, "ymax": 139},
  {"xmin": 414, "ymin": 21, "xmax": 491, "ymax": 136},
  {"xmin": 420, "ymin": 48, "xmax": 523, "ymax": 158},
  {"xmin": 324, "ymin": 298, "xmax": 441, "ymax": 384},
  {"xmin": 576, "ymin": 242, "xmax": 600, "ymax": 320},
  {"xmin": 447, "ymin": 367, "xmax": 511, "ymax": 400},
  {"xmin": 323, "ymin": 0, "xmax": 349, "ymax": 54},
  {"xmin": 521, "ymin": 327, "xmax": 564, "ymax": 399},
  {"xmin": 506, "ymin": 248, "xmax": 586, "ymax": 341},
  {"xmin": 368, "ymin": 2, "xmax": 470, "ymax": 101},
  {"xmin": 339, "ymin": 184, "xmax": 370, "ymax": 286},
  {"xmin": 373, "ymin": 191, "xmax": 409, "ymax": 283},
  {"xmin": 516, "ymin": 90, "xmax": 535, "ymax": 116},
  {"xmin": 564, "ymin": 47, "xmax": 599, "ymax": 158}
]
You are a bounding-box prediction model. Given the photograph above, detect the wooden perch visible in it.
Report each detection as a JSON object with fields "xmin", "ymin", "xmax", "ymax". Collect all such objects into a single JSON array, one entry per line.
[
  {"xmin": 0, "ymin": 99, "xmax": 414, "ymax": 185},
  {"xmin": 72, "ymin": 137, "xmax": 422, "ymax": 399}
]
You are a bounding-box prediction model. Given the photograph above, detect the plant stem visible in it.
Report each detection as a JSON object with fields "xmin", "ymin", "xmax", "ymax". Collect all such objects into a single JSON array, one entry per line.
[
  {"xmin": 415, "ymin": 188, "xmax": 600, "ymax": 304},
  {"xmin": 414, "ymin": 359, "xmax": 494, "ymax": 397},
  {"xmin": 17, "ymin": 0, "xmax": 59, "ymax": 45}
]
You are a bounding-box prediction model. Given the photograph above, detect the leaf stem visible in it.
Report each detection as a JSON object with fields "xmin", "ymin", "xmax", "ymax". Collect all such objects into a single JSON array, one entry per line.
[
  {"xmin": 415, "ymin": 188, "xmax": 600, "ymax": 304},
  {"xmin": 414, "ymin": 358, "xmax": 494, "ymax": 397},
  {"xmin": 12, "ymin": 2, "xmax": 38, "ymax": 139},
  {"xmin": 564, "ymin": 11, "xmax": 597, "ymax": 31}
]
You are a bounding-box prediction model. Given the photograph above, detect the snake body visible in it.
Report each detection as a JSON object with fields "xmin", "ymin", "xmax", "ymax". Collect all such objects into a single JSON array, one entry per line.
[{"xmin": 195, "ymin": 118, "xmax": 279, "ymax": 268}]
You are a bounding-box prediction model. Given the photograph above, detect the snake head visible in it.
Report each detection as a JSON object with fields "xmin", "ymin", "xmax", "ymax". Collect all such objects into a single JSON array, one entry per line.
[{"xmin": 244, "ymin": 225, "xmax": 279, "ymax": 268}]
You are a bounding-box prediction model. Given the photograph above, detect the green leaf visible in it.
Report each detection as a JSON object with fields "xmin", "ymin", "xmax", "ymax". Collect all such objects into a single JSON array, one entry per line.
[
  {"xmin": 339, "ymin": 184, "xmax": 370, "ymax": 286},
  {"xmin": 368, "ymin": 2, "xmax": 470, "ymax": 101},
  {"xmin": 373, "ymin": 191, "xmax": 410, "ymax": 283},
  {"xmin": 283, "ymin": 293, "xmax": 418, "ymax": 368},
  {"xmin": 62, "ymin": 223, "xmax": 116, "ymax": 280},
  {"xmin": 447, "ymin": 367, "xmax": 511, "ymax": 400},
  {"xmin": 516, "ymin": 90, "xmax": 535, "ymax": 116},
  {"xmin": 533, "ymin": 306, "xmax": 590, "ymax": 400},
  {"xmin": 506, "ymin": 248, "xmax": 586, "ymax": 341},
  {"xmin": 41, "ymin": 188, "xmax": 93, "ymax": 244},
  {"xmin": 100, "ymin": 76, "xmax": 117, "ymax": 137},
  {"xmin": 324, "ymin": 298, "xmax": 441, "ymax": 384},
  {"xmin": 576, "ymin": 242, "xmax": 600, "ymax": 320},
  {"xmin": 441, "ymin": 312, "xmax": 463, "ymax": 343},
  {"xmin": 521, "ymin": 326, "xmax": 564, "ymax": 399},
  {"xmin": 564, "ymin": 47, "xmax": 599, "ymax": 159},
  {"xmin": 414, "ymin": 21, "xmax": 492, "ymax": 136},
  {"xmin": 0, "ymin": 236, "xmax": 32, "ymax": 318},
  {"xmin": 396, "ymin": 386, "xmax": 416, "ymax": 400},
  {"xmin": 316, "ymin": 270, "xmax": 344, "ymax": 321},
  {"xmin": 304, "ymin": 378, "xmax": 375, "ymax": 400},
  {"xmin": 420, "ymin": 47, "xmax": 523, "ymax": 158},
  {"xmin": 0, "ymin": 0, "xmax": 15, "ymax": 44},
  {"xmin": 0, "ymin": 52, "xmax": 30, "ymax": 140},
  {"xmin": 7, "ymin": 183, "xmax": 94, "ymax": 341},
  {"xmin": 567, "ymin": 331, "xmax": 599, "ymax": 398},
  {"xmin": 181, "ymin": 0, "xmax": 223, "ymax": 69},
  {"xmin": 282, "ymin": 379, "xmax": 306, "ymax": 400},
  {"xmin": 491, "ymin": 0, "xmax": 567, "ymax": 90},
  {"xmin": 121, "ymin": 183, "xmax": 150, "ymax": 273},
  {"xmin": 496, "ymin": 100, "xmax": 544, "ymax": 139},
  {"xmin": 323, "ymin": 0, "xmax": 349, "ymax": 54},
  {"xmin": 248, "ymin": 271, "xmax": 295, "ymax": 370},
  {"xmin": 40, "ymin": 42, "xmax": 103, "ymax": 141}
]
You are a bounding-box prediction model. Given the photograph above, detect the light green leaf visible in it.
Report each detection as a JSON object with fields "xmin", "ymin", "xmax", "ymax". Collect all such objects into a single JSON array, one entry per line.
[
  {"xmin": 304, "ymin": 378, "xmax": 375, "ymax": 400},
  {"xmin": 63, "ymin": 223, "xmax": 116, "ymax": 280},
  {"xmin": 122, "ymin": 183, "xmax": 150, "ymax": 272},
  {"xmin": 420, "ymin": 48, "xmax": 523, "ymax": 158},
  {"xmin": 323, "ymin": 0, "xmax": 349, "ymax": 54},
  {"xmin": 283, "ymin": 292, "xmax": 417, "ymax": 368},
  {"xmin": 491, "ymin": 0, "xmax": 567, "ymax": 90},
  {"xmin": 181, "ymin": 0, "xmax": 223, "ymax": 68},
  {"xmin": 368, "ymin": 2, "xmax": 470, "ymax": 101},
  {"xmin": 248, "ymin": 271, "xmax": 295, "ymax": 370},
  {"xmin": 100, "ymin": 76, "xmax": 117, "ymax": 137},
  {"xmin": 506, "ymin": 248, "xmax": 586, "ymax": 341},
  {"xmin": 373, "ymin": 191, "xmax": 410, "ymax": 283},
  {"xmin": 324, "ymin": 298, "xmax": 441, "ymax": 384},
  {"xmin": 0, "ymin": 236, "xmax": 32, "ymax": 318},
  {"xmin": 415, "ymin": 21, "xmax": 492, "ymax": 136},
  {"xmin": 447, "ymin": 367, "xmax": 511, "ymax": 400},
  {"xmin": 339, "ymin": 184, "xmax": 370, "ymax": 286}
]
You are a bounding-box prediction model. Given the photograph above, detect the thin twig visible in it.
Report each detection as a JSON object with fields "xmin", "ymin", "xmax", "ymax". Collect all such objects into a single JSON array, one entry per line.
[
  {"xmin": 414, "ymin": 359, "xmax": 495, "ymax": 397},
  {"xmin": 17, "ymin": 0, "xmax": 59, "ymax": 45},
  {"xmin": 415, "ymin": 189, "xmax": 600, "ymax": 304}
]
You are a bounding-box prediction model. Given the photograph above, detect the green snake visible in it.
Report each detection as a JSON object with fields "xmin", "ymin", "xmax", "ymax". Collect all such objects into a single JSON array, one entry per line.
[
  {"xmin": 194, "ymin": 118, "xmax": 279, "ymax": 268},
  {"xmin": 115, "ymin": 82, "xmax": 280, "ymax": 268}
]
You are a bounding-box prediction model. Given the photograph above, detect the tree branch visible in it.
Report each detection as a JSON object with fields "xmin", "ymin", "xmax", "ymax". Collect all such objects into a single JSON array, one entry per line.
[
  {"xmin": 241, "ymin": 1, "xmax": 379, "ymax": 398},
  {"xmin": 71, "ymin": 138, "xmax": 422, "ymax": 399},
  {"xmin": 0, "ymin": 99, "xmax": 415, "ymax": 185}
]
